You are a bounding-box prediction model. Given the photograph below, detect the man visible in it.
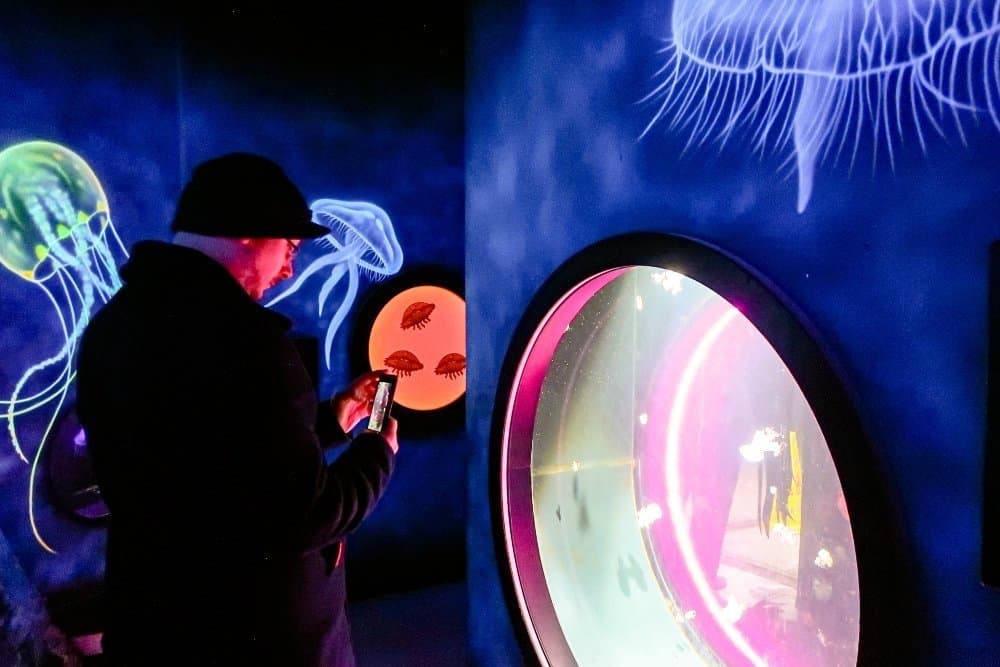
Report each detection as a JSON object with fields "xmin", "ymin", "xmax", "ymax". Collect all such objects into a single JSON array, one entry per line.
[{"xmin": 77, "ymin": 153, "xmax": 398, "ymax": 666}]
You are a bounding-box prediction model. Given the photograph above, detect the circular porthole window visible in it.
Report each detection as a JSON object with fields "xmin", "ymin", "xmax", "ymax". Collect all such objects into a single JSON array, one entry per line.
[{"xmin": 493, "ymin": 234, "xmax": 904, "ymax": 666}]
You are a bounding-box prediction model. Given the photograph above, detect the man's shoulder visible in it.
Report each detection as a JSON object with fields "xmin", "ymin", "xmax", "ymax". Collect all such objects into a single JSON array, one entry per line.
[{"xmin": 81, "ymin": 273, "xmax": 296, "ymax": 373}]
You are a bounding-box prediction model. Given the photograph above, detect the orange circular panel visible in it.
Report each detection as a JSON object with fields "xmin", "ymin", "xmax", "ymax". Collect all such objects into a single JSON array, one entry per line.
[{"xmin": 368, "ymin": 285, "xmax": 466, "ymax": 411}]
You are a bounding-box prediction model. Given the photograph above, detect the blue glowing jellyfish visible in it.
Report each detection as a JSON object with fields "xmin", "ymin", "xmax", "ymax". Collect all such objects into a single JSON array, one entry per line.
[
  {"xmin": 266, "ymin": 198, "xmax": 403, "ymax": 368},
  {"xmin": 641, "ymin": 0, "xmax": 1000, "ymax": 212},
  {"xmin": 0, "ymin": 140, "xmax": 126, "ymax": 553}
]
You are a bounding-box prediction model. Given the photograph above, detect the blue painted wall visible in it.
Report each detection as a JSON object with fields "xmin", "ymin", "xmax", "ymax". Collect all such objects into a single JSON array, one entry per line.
[
  {"xmin": 0, "ymin": 4, "xmax": 465, "ymax": 646},
  {"xmin": 467, "ymin": 1, "xmax": 1000, "ymax": 664}
]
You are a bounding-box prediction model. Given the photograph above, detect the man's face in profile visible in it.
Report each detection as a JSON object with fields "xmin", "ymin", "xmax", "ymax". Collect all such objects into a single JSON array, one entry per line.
[{"xmin": 245, "ymin": 237, "xmax": 299, "ymax": 300}]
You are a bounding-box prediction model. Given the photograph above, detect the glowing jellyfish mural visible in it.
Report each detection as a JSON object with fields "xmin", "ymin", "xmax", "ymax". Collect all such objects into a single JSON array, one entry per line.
[
  {"xmin": 267, "ymin": 199, "xmax": 403, "ymax": 367},
  {"xmin": 0, "ymin": 140, "xmax": 127, "ymax": 553},
  {"xmin": 642, "ymin": 0, "xmax": 1000, "ymax": 211}
]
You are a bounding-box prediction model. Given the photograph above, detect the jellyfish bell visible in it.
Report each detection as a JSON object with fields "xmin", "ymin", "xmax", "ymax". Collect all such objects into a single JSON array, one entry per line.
[
  {"xmin": 646, "ymin": 0, "xmax": 1000, "ymax": 212},
  {"xmin": 266, "ymin": 198, "xmax": 404, "ymax": 368},
  {"xmin": 0, "ymin": 140, "xmax": 116, "ymax": 285},
  {"xmin": 311, "ymin": 198, "xmax": 403, "ymax": 275}
]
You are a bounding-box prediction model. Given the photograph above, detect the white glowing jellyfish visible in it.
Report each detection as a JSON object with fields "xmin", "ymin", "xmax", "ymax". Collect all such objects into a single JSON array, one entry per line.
[
  {"xmin": 266, "ymin": 199, "xmax": 403, "ymax": 368},
  {"xmin": 642, "ymin": 0, "xmax": 1000, "ymax": 212},
  {"xmin": 0, "ymin": 140, "xmax": 127, "ymax": 553}
]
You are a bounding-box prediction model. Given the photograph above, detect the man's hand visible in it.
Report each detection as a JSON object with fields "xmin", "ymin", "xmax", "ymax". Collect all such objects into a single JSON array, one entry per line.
[
  {"xmin": 331, "ymin": 370, "xmax": 384, "ymax": 433},
  {"xmin": 379, "ymin": 416, "xmax": 399, "ymax": 454}
]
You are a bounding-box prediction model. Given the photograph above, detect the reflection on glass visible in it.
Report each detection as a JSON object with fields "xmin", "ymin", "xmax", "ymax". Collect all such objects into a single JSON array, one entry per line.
[{"xmin": 519, "ymin": 267, "xmax": 858, "ymax": 666}]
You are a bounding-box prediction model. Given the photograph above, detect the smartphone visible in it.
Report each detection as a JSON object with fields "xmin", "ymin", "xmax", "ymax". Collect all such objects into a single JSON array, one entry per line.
[{"xmin": 367, "ymin": 373, "xmax": 398, "ymax": 433}]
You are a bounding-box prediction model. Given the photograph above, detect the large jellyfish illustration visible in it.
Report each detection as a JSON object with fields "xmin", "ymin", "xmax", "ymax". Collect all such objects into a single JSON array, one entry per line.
[
  {"xmin": 641, "ymin": 0, "xmax": 1000, "ymax": 212},
  {"xmin": 266, "ymin": 198, "xmax": 403, "ymax": 368},
  {"xmin": 0, "ymin": 140, "xmax": 127, "ymax": 553}
]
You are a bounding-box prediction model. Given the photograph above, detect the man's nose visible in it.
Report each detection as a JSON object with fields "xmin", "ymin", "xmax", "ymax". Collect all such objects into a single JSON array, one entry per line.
[{"xmin": 278, "ymin": 260, "xmax": 294, "ymax": 280}]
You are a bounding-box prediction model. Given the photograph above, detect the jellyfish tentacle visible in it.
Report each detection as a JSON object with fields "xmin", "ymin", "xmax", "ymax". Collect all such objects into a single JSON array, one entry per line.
[
  {"xmin": 317, "ymin": 263, "xmax": 348, "ymax": 318},
  {"xmin": 84, "ymin": 242, "xmax": 120, "ymax": 300},
  {"xmin": 60, "ymin": 270, "xmax": 93, "ymax": 387},
  {"xmin": 10, "ymin": 265, "xmax": 91, "ymax": 393},
  {"xmin": 83, "ymin": 222, "xmax": 122, "ymax": 298},
  {"xmin": 323, "ymin": 262, "xmax": 359, "ymax": 369},
  {"xmin": 43, "ymin": 191, "xmax": 118, "ymax": 301},
  {"xmin": 28, "ymin": 436, "xmax": 59, "ymax": 553},
  {"xmin": 793, "ymin": 75, "xmax": 839, "ymax": 212},
  {"xmin": 86, "ymin": 243, "xmax": 115, "ymax": 298},
  {"xmin": 27, "ymin": 263, "xmax": 88, "ymax": 553},
  {"xmin": 103, "ymin": 213, "xmax": 129, "ymax": 257},
  {"xmin": 55, "ymin": 246, "xmax": 83, "ymax": 317},
  {"xmin": 31, "ymin": 191, "xmax": 86, "ymax": 276},
  {"xmin": 6, "ymin": 264, "xmax": 84, "ymax": 463},
  {"xmin": 55, "ymin": 261, "xmax": 88, "ymax": 350},
  {"xmin": 0, "ymin": 367, "xmax": 73, "ymax": 415},
  {"xmin": 264, "ymin": 245, "xmax": 359, "ymax": 308},
  {"xmin": 89, "ymin": 215, "xmax": 126, "ymax": 293},
  {"xmin": 0, "ymin": 271, "xmax": 76, "ymax": 417},
  {"xmin": 57, "ymin": 205, "xmax": 117, "ymax": 299},
  {"xmin": 1, "ymin": 263, "xmax": 80, "ymax": 414}
]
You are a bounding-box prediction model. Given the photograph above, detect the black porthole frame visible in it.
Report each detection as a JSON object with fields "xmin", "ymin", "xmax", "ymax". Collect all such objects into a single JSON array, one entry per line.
[{"xmin": 488, "ymin": 232, "xmax": 922, "ymax": 666}]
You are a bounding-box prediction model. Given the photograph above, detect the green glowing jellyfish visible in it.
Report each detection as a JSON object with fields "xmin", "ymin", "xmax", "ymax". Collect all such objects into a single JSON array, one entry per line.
[{"xmin": 0, "ymin": 140, "xmax": 127, "ymax": 553}]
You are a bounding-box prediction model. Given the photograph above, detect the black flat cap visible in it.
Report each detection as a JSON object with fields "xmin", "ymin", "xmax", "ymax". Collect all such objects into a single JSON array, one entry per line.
[{"xmin": 170, "ymin": 153, "xmax": 328, "ymax": 239}]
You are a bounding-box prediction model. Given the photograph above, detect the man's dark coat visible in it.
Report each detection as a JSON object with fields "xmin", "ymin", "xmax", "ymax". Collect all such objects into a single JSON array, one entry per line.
[{"xmin": 77, "ymin": 241, "xmax": 395, "ymax": 666}]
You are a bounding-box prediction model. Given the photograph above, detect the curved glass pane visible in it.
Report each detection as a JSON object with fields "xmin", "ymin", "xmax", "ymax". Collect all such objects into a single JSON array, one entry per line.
[{"xmin": 509, "ymin": 266, "xmax": 859, "ymax": 666}]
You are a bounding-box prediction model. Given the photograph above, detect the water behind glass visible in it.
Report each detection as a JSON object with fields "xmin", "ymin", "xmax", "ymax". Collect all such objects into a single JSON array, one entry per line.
[{"xmin": 528, "ymin": 267, "xmax": 859, "ymax": 666}]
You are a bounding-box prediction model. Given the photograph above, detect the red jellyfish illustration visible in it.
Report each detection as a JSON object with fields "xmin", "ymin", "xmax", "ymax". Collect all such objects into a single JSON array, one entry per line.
[
  {"xmin": 400, "ymin": 302, "xmax": 435, "ymax": 330},
  {"xmin": 384, "ymin": 350, "xmax": 424, "ymax": 377},
  {"xmin": 434, "ymin": 353, "xmax": 466, "ymax": 380}
]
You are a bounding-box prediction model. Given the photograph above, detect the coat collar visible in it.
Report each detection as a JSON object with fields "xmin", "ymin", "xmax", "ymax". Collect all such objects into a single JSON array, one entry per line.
[{"xmin": 120, "ymin": 240, "xmax": 292, "ymax": 330}]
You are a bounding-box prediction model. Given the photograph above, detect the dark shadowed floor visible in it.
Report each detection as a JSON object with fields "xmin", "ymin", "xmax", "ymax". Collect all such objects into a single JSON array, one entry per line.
[
  {"xmin": 59, "ymin": 580, "xmax": 467, "ymax": 666},
  {"xmin": 349, "ymin": 581, "xmax": 467, "ymax": 666}
]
